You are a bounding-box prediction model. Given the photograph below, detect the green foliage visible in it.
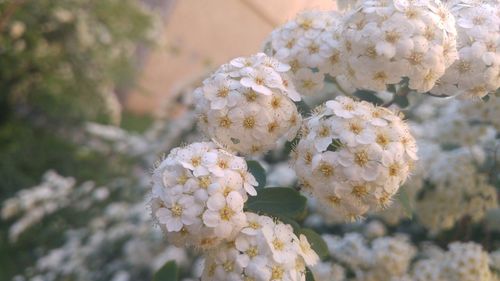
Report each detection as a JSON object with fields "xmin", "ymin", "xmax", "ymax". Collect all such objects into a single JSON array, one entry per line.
[
  {"xmin": 153, "ymin": 261, "xmax": 178, "ymax": 281},
  {"xmin": 244, "ymin": 187, "xmax": 307, "ymax": 220},
  {"xmin": 121, "ymin": 111, "xmax": 155, "ymax": 133},
  {"xmin": 0, "ymin": 0, "xmax": 154, "ymax": 125},
  {"xmin": 393, "ymin": 94, "xmax": 410, "ymax": 108},
  {"xmin": 246, "ymin": 160, "xmax": 266, "ymax": 189},
  {"xmin": 299, "ymin": 228, "xmax": 329, "ymax": 260},
  {"xmin": 295, "ymin": 100, "xmax": 312, "ymax": 116},
  {"xmin": 305, "ymin": 267, "xmax": 316, "ymax": 281},
  {"xmin": 353, "ymin": 90, "xmax": 384, "ymax": 106}
]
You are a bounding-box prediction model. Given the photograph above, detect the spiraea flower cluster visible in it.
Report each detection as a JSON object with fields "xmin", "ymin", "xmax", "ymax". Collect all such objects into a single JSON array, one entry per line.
[
  {"xmin": 415, "ymin": 148, "xmax": 497, "ymax": 233},
  {"xmin": 413, "ymin": 242, "xmax": 494, "ymax": 281},
  {"xmin": 194, "ymin": 53, "xmax": 302, "ymax": 155},
  {"xmin": 339, "ymin": 0, "xmax": 458, "ymax": 92},
  {"xmin": 292, "ymin": 96, "xmax": 417, "ymax": 219},
  {"xmin": 150, "ymin": 142, "xmax": 258, "ymax": 249},
  {"xmin": 266, "ymin": 10, "xmax": 343, "ymax": 95},
  {"xmin": 321, "ymin": 232, "xmax": 416, "ymax": 281},
  {"xmin": 431, "ymin": 0, "xmax": 500, "ymax": 98},
  {"xmin": 202, "ymin": 213, "xmax": 318, "ymax": 281}
]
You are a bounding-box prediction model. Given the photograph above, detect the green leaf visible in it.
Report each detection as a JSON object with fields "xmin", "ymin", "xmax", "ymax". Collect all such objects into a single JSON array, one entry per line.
[
  {"xmin": 153, "ymin": 261, "xmax": 178, "ymax": 281},
  {"xmin": 244, "ymin": 187, "xmax": 307, "ymax": 219},
  {"xmin": 306, "ymin": 267, "xmax": 316, "ymax": 281},
  {"xmin": 353, "ymin": 90, "xmax": 384, "ymax": 106},
  {"xmin": 284, "ymin": 137, "xmax": 300, "ymax": 156},
  {"xmin": 246, "ymin": 160, "xmax": 266, "ymax": 189},
  {"xmin": 299, "ymin": 228, "xmax": 329, "ymax": 260},
  {"xmin": 398, "ymin": 188, "xmax": 413, "ymax": 219},
  {"xmin": 326, "ymin": 139, "xmax": 343, "ymax": 152},
  {"xmin": 393, "ymin": 94, "xmax": 410, "ymax": 108},
  {"xmin": 295, "ymin": 100, "xmax": 311, "ymax": 115}
]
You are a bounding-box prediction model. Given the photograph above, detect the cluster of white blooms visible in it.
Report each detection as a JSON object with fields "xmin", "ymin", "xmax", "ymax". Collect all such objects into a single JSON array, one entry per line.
[
  {"xmin": 201, "ymin": 213, "xmax": 318, "ymax": 281},
  {"xmin": 14, "ymin": 198, "xmax": 194, "ymax": 281},
  {"xmin": 292, "ymin": 96, "xmax": 417, "ymax": 219},
  {"xmin": 376, "ymin": 96, "xmax": 499, "ymax": 228},
  {"xmin": 338, "ymin": 0, "xmax": 458, "ymax": 93},
  {"xmin": 194, "ymin": 53, "xmax": 302, "ymax": 155},
  {"xmin": 412, "ymin": 242, "xmax": 495, "ymax": 281},
  {"xmin": 322, "ymin": 233, "xmax": 416, "ymax": 281},
  {"xmin": 431, "ymin": 1, "xmax": 500, "ymax": 98},
  {"xmin": 85, "ymin": 122, "xmax": 150, "ymax": 156},
  {"xmin": 459, "ymin": 97, "xmax": 500, "ymax": 131},
  {"xmin": 415, "ymin": 148, "xmax": 497, "ymax": 232},
  {"xmin": 1, "ymin": 171, "xmax": 107, "ymax": 242},
  {"xmin": 150, "ymin": 142, "xmax": 258, "ymax": 249},
  {"xmin": 266, "ymin": 10, "xmax": 343, "ymax": 95}
]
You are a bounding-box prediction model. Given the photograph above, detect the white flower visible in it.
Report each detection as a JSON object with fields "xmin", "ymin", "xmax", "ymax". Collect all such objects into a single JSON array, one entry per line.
[
  {"xmin": 195, "ymin": 53, "xmax": 302, "ymax": 155},
  {"xmin": 292, "ymin": 97, "xmax": 416, "ymax": 219},
  {"xmin": 150, "ymin": 142, "xmax": 257, "ymax": 249},
  {"xmin": 294, "ymin": 68, "xmax": 324, "ymax": 96},
  {"xmin": 262, "ymin": 222, "xmax": 298, "ymax": 264},
  {"xmin": 203, "ymin": 74, "xmax": 241, "ymax": 110},
  {"xmin": 298, "ymin": 234, "xmax": 320, "ymax": 265},
  {"xmin": 202, "ymin": 192, "xmax": 246, "ymax": 238},
  {"xmin": 240, "ymin": 66, "xmax": 283, "ymax": 95},
  {"xmin": 156, "ymin": 194, "xmax": 202, "ymax": 232}
]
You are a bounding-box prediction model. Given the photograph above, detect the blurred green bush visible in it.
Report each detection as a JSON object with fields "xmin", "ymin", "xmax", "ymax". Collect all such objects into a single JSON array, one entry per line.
[
  {"xmin": 0, "ymin": 0, "xmax": 156, "ymax": 279},
  {"xmin": 0, "ymin": 0, "xmax": 153, "ymax": 125}
]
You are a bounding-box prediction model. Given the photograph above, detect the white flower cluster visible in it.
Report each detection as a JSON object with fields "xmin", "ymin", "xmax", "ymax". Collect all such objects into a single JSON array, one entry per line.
[
  {"xmin": 194, "ymin": 53, "xmax": 302, "ymax": 155},
  {"xmin": 415, "ymin": 148, "xmax": 497, "ymax": 233},
  {"xmin": 16, "ymin": 198, "xmax": 191, "ymax": 281},
  {"xmin": 457, "ymin": 96, "xmax": 500, "ymax": 131},
  {"xmin": 412, "ymin": 242, "xmax": 495, "ymax": 281},
  {"xmin": 339, "ymin": 0, "xmax": 458, "ymax": 93},
  {"xmin": 292, "ymin": 96, "xmax": 417, "ymax": 219},
  {"xmin": 266, "ymin": 10, "xmax": 343, "ymax": 95},
  {"xmin": 431, "ymin": 0, "xmax": 500, "ymax": 98},
  {"xmin": 321, "ymin": 233, "xmax": 416, "ymax": 281},
  {"xmin": 150, "ymin": 142, "xmax": 258, "ymax": 249},
  {"xmin": 201, "ymin": 213, "xmax": 318, "ymax": 281},
  {"xmin": 2, "ymin": 171, "xmax": 76, "ymax": 242}
]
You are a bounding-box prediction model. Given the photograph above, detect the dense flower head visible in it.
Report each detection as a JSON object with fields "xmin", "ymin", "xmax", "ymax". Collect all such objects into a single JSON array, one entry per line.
[
  {"xmin": 441, "ymin": 242, "xmax": 493, "ymax": 281},
  {"xmin": 266, "ymin": 10, "xmax": 343, "ymax": 95},
  {"xmin": 292, "ymin": 96, "xmax": 417, "ymax": 219},
  {"xmin": 413, "ymin": 242, "xmax": 494, "ymax": 281},
  {"xmin": 150, "ymin": 142, "xmax": 258, "ymax": 249},
  {"xmin": 194, "ymin": 53, "xmax": 302, "ymax": 155},
  {"xmin": 431, "ymin": 0, "xmax": 500, "ymax": 98},
  {"xmin": 323, "ymin": 233, "xmax": 416, "ymax": 281},
  {"xmin": 201, "ymin": 213, "xmax": 318, "ymax": 281},
  {"xmin": 414, "ymin": 148, "xmax": 497, "ymax": 232},
  {"xmin": 339, "ymin": 0, "xmax": 458, "ymax": 93}
]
